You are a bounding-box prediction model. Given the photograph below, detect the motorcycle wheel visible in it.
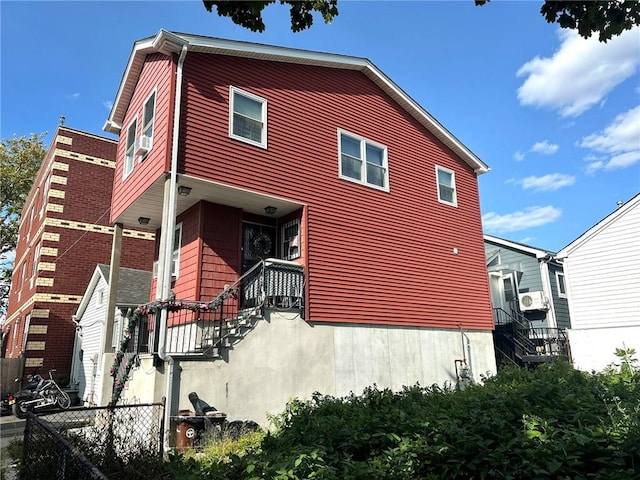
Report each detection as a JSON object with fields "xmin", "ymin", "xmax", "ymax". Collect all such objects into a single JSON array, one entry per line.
[
  {"xmin": 0, "ymin": 395, "xmax": 10, "ymax": 416},
  {"xmin": 57, "ymin": 390, "xmax": 71, "ymax": 409},
  {"xmin": 12, "ymin": 400, "xmax": 30, "ymax": 419}
]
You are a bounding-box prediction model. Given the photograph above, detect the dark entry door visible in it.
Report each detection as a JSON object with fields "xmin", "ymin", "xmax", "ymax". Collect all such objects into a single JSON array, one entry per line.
[{"xmin": 241, "ymin": 222, "xmax": 276, "ymax": 273}]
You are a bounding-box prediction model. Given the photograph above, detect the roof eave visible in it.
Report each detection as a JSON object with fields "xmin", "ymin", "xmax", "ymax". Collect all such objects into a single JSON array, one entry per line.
[
  {"xmin": 557, "ymin": 192, "xmax": 640, "ymax": 258},
  {"xmin": 104, "ymin": 30, "xmax": 490, "ymax": 173}
]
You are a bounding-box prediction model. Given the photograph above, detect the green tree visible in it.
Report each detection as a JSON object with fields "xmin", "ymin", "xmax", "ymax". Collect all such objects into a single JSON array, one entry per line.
[
  {"xmin": 0, "ymin": 133, "xmax": 46, "ymax": 317},
  {"xmin": 203, "ymin": 0, "xmax": 640, "ymax": 42},
  {"xmin": 202, "ymin": 0, "xmax": 338, "ymax": 32}
]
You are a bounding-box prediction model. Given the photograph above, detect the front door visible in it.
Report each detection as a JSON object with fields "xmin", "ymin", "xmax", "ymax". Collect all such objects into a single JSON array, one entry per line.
[{"xmin": 241, "ymin": 222, "xmax": 276, "ymax": 273}]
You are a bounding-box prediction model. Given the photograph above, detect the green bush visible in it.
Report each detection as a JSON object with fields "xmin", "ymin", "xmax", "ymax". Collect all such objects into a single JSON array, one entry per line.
[{"xmin": 180, "ymin": 355, "xmax": 639, "ymax": 480}]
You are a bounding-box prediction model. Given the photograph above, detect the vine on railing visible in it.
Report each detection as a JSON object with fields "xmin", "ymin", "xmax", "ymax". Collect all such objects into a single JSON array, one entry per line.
[{"xmin": 109, "ymin": 287, "xmax": 240, "ymax": 406}]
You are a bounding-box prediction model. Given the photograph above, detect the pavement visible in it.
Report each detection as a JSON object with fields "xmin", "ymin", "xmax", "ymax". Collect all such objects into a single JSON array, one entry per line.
[
  {"xmin": 0, "ymin": 414, "xmax": 25, "ymax": 439},
  {"xmin": 0, "ymin": 414, "xmax": 23, "ymax": 480}
]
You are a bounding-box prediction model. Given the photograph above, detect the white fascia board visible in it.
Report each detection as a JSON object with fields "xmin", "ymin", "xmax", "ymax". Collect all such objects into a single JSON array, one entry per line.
[
  {"xmin": 182, "ymin": 33, "xmax": 489, "ymax": 175},
  {"xmin": 76, "ymin": 265, "xmax": 106, "ymax": 321},
  {"xmin": 557, "ymin": 193, "xmax": 640, "ymax": 259},
  {"xmin": 103, "ymin": 35, "xmax": 163, "ymax": 134},
  {"xmin": 483, "ymin": 234, "xmax": 550, "ymax": 258},
  {"xmin": 105, "ymin": 29, "xmax": 489, "ymax": 174}
]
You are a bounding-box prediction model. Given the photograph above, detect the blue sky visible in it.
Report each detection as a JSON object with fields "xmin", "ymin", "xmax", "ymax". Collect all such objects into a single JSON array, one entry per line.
[{"xmin": 2, "ymin": 1, "xmax": 639, "ymax": 253}]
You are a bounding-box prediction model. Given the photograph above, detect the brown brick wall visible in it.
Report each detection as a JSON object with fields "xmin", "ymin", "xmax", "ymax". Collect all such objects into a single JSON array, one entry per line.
[{"xmin": 4, "ymin": 127, "xmax": 154, "ymax": 381}]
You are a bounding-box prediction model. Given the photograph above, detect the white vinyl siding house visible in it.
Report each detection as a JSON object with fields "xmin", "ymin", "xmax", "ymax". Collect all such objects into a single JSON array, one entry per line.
[
  {"xmin": 70, "ymin": 265, "xmax": 152, "ymax": 406},
  {"xmin": 557, "ymin": 194, "xmax": 640, "ymax": 372}
]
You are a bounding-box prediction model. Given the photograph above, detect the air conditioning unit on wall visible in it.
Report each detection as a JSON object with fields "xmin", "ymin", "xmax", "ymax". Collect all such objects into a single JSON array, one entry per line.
[
  {"xmin": 135, "ymin": 135, "xmax": 152, "ymax": 156},
  {"xmin": 518, "ymin": 291, "xmax": 549, "ymax": 311}
]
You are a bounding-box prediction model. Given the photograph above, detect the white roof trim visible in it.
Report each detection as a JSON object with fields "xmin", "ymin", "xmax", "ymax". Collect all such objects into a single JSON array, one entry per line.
[
  {"xmin": 104, "ymin": 29, "xmax": 489, "ymax": 174},
  {"xmin": 557, "ymin": 193, "xmax": 640, "ymax": 259},
  {"xmin": 484, "ymin": 234, "xmax": 551, "ymax": 259},
  {"xmin": 75, "ymin": 265, "xmax": 107, "ymax": 320}
]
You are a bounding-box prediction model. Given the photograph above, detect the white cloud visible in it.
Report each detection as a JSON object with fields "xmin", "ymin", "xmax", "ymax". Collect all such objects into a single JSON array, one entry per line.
[
  {"xmin": 482, "ymin": 206, "xmax": 562, "ymax": 234},
  {"xmin": 530, "ymin": 140, "xmax": 559, "ymax": 155},
  {"xmin": 513, "ymin": 151, "xmax": 525, "ymax": 161},
  {"xmin": 520, "ymin": 173, "xmax": 576, "ymax": 192},
  {"xmin": 103, "ymin": 100, "xmax": 113, "ymax": 110},
  {"xmin": 67, "ymin": 92, "xmax": 80, "ymax": 100},
  {"xmin": 517, "ymin": 27, "xmax": 640, "ymax": 117},
  {"xmin": 585, "ymin": 161, "xmax": 605, "ymax": 175},
  {"xmin": 580, "ymin": 105, "xmax": 640, "ymax": 172}
]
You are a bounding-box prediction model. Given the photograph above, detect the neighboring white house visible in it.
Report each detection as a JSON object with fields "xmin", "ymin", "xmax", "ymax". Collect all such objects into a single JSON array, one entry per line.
[
  {"xmin": 70, "ymin": 265, "xmax": 151, "ymax": 406},
  {"xmin": 557, "ymin": 194, "xmax": 640, "ymax": 372}
]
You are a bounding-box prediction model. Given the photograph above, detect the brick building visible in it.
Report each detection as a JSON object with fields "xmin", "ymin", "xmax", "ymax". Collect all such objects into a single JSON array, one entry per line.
[{"xmin": 2, "ymin": 126, "xmax": 155, "ymax": 382}]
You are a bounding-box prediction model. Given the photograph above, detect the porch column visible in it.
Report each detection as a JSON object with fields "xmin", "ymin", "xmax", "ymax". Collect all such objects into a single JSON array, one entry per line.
[{"xmin": 103, "ymin": 222, "xmax": 123, "ymax": 353}]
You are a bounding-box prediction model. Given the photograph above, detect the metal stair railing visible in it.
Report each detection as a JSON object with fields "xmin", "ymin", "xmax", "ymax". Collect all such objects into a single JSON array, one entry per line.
[{"xmin": 493, "ymin": 307, "xmax": 538, "ymax": 357}]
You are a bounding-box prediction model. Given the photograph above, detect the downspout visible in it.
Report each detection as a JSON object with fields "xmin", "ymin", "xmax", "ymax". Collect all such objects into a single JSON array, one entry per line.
[
  {"xmin": 458, "ymin": 324, "xmax": 474, "ymax": 383},
  {"xmin": 539, "ymin": 255, "xmax": 558, "ymax": 330},
  {"xmin": 159, "ymin": 43, "xmax": 188, "ymax": 452}
]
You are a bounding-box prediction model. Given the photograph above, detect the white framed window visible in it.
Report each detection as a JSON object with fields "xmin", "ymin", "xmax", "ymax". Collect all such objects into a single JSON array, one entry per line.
[
  {"xmin": 172, "ymin": 223, "xmax": 183, "ymax": 279},
  {"xmin": 502, "ymin": 273, "xmax": 518, "ymax": 304},
  {"xmin": 556, "ymin": 271, "xmax": 567, "ymax": 298},
  {"xmin": 22, "ymin": 314, "xmax": 31, "ymax": 352},
  {"xmin": 40, "ymin": 175, "xmax": 51, "ymax": 218},
  {"xmin": 281, "ymin": 218, "xmax": 301, "ymax": 261},
  {"xmin": 229, "ymin": 86, "xmax": 267, "ymax": 148},
  {"xmin": 140, "ymin": 89, "xmax": 156, "ymax": 156},
  {"xmin": 338, "ymin": 129, "xmax": 389, "ymax": 191},
  {"xmin": 31, "ymin": 242, "xmax": 40, "ymax": 278},
  {"xmin": 436, "ymin": 166, "xmax": 457, "ymax": 206},
  {"xmin": 123, "ymin": 117, "xmax": 137, "ymax": 179},
  {"xmin": 98, "ymin": 289, "xmax": 105, "ymax": 306},
  {"xmin": 26, "ymin": 205, "xmax": 34, "ymax": 241}
]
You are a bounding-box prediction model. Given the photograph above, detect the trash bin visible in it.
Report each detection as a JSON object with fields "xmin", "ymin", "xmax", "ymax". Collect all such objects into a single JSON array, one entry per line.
[{"xmin": 174, "ymin": 409, "xmax": 196, "ymax": 452}]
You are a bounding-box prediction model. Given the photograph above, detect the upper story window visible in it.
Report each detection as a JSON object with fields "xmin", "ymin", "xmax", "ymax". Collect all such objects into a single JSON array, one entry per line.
[
  {"xmin": 40, "ymin": 175, "xmax": 51, "ymax": 218},
  {"xmin": 229, "ymin": 86, "xmax": 267, "ymax": 148},
  {"xmin": 172, "ymin": 223, "xmax": 183, "ymax": 279},
  {"xmin": 556, "ymin": 271, "xmax": 567, "ymax": 298},
  {"xmin": 123, "ymin": 117, "xmax": 137, "ymax": 179},
  {"xmin": 338, "ymin": 130, "xmax": 389, "ymax": 191},
  {"xmin": 141, "ymin": 90, "xmax": 156, "ymax": 149},
  {"xmin": 436, "ymin": 166, "xmax": 457, "ymax": 206},
  {"xmin": 31, "ymin": 242, "xmax": 40, "ymax": 278},
  {"xmin": 281, "ymin": 218, "xmax": 301, "ymax": 261}
]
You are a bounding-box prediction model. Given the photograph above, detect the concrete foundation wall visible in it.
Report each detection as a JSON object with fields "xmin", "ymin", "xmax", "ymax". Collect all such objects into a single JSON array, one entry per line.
[
  {"xmin": 170, "ymin": 310, "xmax": 496, "ymax": 427},
  {"xmin": 568, "ymin": 326, "xmax": 640, "ymax": 372},
  {"xmin": 120, "ymin": 355, "xmax": 165, "ymax": 404}
]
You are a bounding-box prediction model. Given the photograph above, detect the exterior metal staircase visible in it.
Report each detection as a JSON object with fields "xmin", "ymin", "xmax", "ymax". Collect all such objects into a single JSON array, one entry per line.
[{"xmin": 493, "ymin": 307, "xmax": 568, "ymax": 368}]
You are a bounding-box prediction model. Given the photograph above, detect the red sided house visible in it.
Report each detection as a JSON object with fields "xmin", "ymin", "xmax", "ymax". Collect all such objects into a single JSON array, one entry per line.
[
  {"xmin": 2, "ymin": 126, "xmax": 155, "ymax": 384},
  {"xmin": 103, "ymin": 30, "xmax": 496, "ymax": 426}
]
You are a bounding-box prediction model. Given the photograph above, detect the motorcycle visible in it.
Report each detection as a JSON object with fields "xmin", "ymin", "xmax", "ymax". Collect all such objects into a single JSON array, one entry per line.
[{"xmin": 8, "ymin": 369, "xmax": 71, "ymax": 419}]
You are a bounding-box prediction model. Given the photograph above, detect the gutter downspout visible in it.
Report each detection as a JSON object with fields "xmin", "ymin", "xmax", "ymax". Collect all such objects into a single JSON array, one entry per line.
[
  {"xmin": 539, "ymin": 256, "xmax": 558, "ymax": 330},
  {"xmin": 159, "ymin": 43, "xmax": 188, "ymax": 452}
]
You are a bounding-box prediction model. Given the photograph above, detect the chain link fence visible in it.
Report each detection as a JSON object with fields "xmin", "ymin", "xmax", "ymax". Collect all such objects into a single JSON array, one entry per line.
[{"xmin": 22, "ymin": 402, "xmax": 165, "ymax": 479}]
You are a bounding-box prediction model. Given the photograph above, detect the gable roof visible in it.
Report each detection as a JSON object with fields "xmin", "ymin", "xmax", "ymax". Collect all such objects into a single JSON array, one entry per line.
[
  {"xmin": 557, "ymin": 192, "xmax": 640, "ymax": 259},
  {"xmin": 484, "ymin": 234, "xmax": 554, "ymax": 259},
  {"xmin": 75, "ymin": 264, "xmax": 152, "ymax": 320},
  {"xmin": 103, "ymin": 29, "xmax": 489, "ymax": 175}
]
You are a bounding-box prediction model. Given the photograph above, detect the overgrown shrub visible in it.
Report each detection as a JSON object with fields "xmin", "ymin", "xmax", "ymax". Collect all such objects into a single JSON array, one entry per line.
[{"xmin": 181, "ymin": 355, "xmax": 639, "ymax": 479}]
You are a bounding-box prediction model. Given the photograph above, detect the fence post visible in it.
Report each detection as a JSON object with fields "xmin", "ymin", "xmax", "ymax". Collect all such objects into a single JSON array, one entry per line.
[{"xmin": 160, "ymin": 396, "xmax": 166, "ymax": 457}]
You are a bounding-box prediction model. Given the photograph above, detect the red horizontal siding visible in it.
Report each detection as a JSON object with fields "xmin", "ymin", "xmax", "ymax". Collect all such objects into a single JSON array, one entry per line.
[
  {"xmin": 111, "ymin": 53, "xmax": 174, "ymax": 222},
  {"xmin": 146, "ymin": 53, "xmax": 492, "ymax": 330},
  {"xmin": 198, "ymin": 202, "xmax": 242, "ymax": 301}
]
